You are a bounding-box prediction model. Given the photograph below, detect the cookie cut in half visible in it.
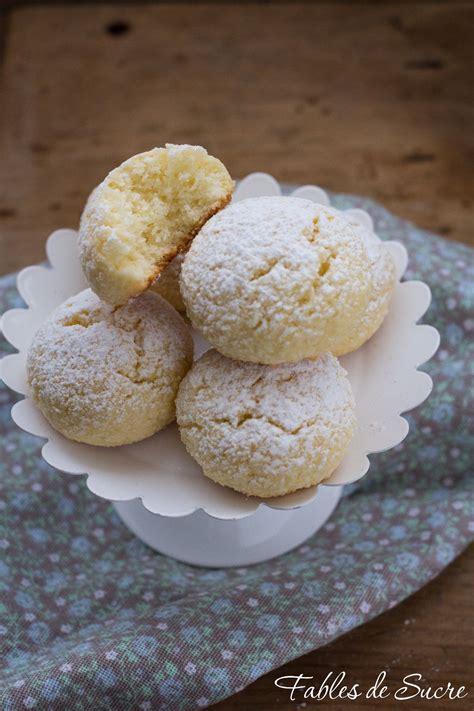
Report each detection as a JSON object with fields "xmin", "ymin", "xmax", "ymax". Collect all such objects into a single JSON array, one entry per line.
[{"xmin": 79, "ymin": 144, "xmax": 234, "ymax": 305}]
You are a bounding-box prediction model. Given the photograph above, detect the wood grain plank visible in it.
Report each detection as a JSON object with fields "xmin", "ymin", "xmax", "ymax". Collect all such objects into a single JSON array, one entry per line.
[{"xmin": 0, "ymin": 3, "xmax": 473, "ymax": 274}]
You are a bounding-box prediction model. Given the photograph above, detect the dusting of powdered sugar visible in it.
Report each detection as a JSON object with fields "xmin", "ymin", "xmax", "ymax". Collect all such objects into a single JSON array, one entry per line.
[
  {"xmin": 180, "ymin": 196, "xmax": 372, "ymax": 364},
  {"xmin": 176, "ymin": 349, "xmax": 356, "ymax": 497},
  {"xmin": 27, "ymin": 289, "xmax": 193, "ymax": 446}
]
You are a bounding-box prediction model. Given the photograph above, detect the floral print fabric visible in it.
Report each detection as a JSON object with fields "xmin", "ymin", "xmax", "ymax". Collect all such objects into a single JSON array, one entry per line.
[{"xmin": 0, "ymin": 193, "xmax": 472, "ymax": 710}]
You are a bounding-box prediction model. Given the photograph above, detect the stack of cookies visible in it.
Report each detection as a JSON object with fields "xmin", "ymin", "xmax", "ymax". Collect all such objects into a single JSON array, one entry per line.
[{"xmin": 27, "ymin": 144, "xmax": 396, "ymax": 498}]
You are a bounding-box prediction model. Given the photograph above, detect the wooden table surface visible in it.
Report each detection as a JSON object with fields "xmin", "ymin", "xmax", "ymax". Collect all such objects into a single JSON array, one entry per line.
[{"xmin": 0, "ymin": 2, "xmax": 472, "ymax": 709}]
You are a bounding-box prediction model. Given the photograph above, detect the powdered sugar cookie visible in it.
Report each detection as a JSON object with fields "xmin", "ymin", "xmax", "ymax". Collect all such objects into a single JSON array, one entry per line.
[
  {"xmin": 79, "ymin": 144, "xmax": 233, "ymax": 305},
  {"xmin": 180, "ymin": 196, "xmax": 373, "ymax": 364},
  {"xmin": 27, "ymin": 289, "xmax": 193, "ymax": 446},
  {"xmin": 176, "ymin": 349, "xmax": 356, "ymax": 497}
]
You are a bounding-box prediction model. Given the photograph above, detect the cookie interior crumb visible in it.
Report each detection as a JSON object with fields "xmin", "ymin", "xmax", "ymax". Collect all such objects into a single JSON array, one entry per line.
[{"xmin": 79, "ymin": 144, "xmax": 233, "ymax": 304}]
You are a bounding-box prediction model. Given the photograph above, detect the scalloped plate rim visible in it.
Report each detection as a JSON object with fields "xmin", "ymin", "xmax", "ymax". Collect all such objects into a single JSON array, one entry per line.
[{"xmin": 0, "ymin": 177, "xmax": 440, "ymax": 520}]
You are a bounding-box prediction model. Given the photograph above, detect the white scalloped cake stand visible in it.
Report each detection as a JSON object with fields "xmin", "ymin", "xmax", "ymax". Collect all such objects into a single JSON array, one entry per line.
[{"xmin": 0, "ymin": 174, "xmax": 440, "ymax": 566}]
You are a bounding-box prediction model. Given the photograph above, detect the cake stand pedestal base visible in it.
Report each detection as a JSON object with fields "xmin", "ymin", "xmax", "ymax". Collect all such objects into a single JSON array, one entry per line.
[{"xmin": 113, "ymin": 485, "xmax": 342, "ymax": 567}]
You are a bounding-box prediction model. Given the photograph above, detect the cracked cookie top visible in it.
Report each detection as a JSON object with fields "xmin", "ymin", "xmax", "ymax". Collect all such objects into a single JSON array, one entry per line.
[
  {"xmin": 176, "ymin": 349, "xmax": 356, "ymax": 497},
  {"xmin": 180, "ymin": 196, "xmax": 374, "ymax": 364},
  {"xmin": 27, "ymin": 289, "xmax": 193, "ymax": 446}
]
